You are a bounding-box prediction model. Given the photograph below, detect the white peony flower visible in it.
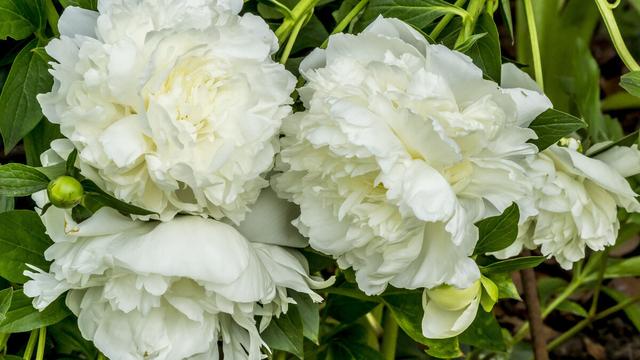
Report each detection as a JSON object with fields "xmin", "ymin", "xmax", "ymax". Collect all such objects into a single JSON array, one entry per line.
[
  {"xmin": 273, "ymin": 17, "xmax": 552, "ymax": 297},
  {"xmin": 494, "ymin": 142, "xmax": 640, "ymax": 269},
  {"xmin": 37, "ymin": 0, "xmax": 296, "ymax": 222},
  {"xmin": 24, "ymin": 197, "xmax": 329, "ymax": 360},
  {"xmin": 24, "ymin": 146, "xmax": 329, "ymax": 360}
]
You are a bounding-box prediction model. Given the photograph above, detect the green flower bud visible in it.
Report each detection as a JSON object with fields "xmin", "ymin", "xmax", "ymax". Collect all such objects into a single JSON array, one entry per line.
[
  {"xmin": 47, "ymin": 176, "xmax": 84, "ymax": 209},
  {"xmin": 425, "ymin": 280, "xmax": 481, "ymax": 311}
]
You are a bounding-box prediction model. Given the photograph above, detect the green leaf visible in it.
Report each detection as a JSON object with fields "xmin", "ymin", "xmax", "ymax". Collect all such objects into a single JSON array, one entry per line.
[
  {"xmin": 81, "ymin": 179, "xmax": 157, "ymax": 216},
  {"xmin": 463, "ymin": 13, "xmax": 501, "ymax": 82},
  {"xmin": 603, "ymin": 256, "xmax": 640, "ymax": 279},
  {"xmin": 23, "ymin": 120, "xmax": 62, "ymax": 167},
  {"xmin": 473, "ymin": 203, "xmax": 519, "ymax": 255},
  {"xmin": 0, "ymin": 163, "xmax": 50, "ymax": 196},
  {"xmin": 487, "ymin": 272, "xmax": 521, "ymax": 300},
  {"xmin": 586, "ymin": 130, "xmax": 640, "ymax": 158},
  {"xmin": 603, "ymin": 287, "xmax": 640, "ymax": 332},
  {"xmin": 0, "ymin": 0, "xmax": 39, "ymax": 40},
  {"xmin": 459, "ymin": 310, "xmax": 506, "ymax": 352},
  {"xmin": 359, "ymin": 0, "xmax": 466, "ymax": 31},
  {"xmin": 620, "ymin": 71, "xmax": 640, "ymax": 98},
  {"xmin": 0, "ymin": 195, "xmax": 14, "ymax": 213},
  {"xmin": 325, "ymin": 293, "xmax": 379, "ymax": 323},
  {"xmin": 328, "ymin": 342, "xmax": 385, "ymax": 360},
  {"xmin": 58, "ymin": 0, "xmax": 97, "ymax": 10},
  {"xmin": 528, "ymin": 108, "xmax": 587, "ymax": 151},
  {"xmin": 289, "ymin": 291, "xmax": 320, "ymax": 344},
  {"xmin": 292, "ymin": 15, "xmax": 328, "ymax": 54},
  {"xmin": 498, "ymin": 0, "xmax": 513, "ymax": 42},
  {"xmin": 556, "ymin": 300, "xmax": 587, "ymax": 317},
  {"xmin": 0, "ymin": 39, "xmax": 53, "ymax": 152},
  {"xmin": 261, "ymin": 305, "xmax": 304, "ymax": 359},
  {"xmin": 48, "ymin": 316, "xmax": 99, "ymax": 359},
  {"xmin": 479, "ymin": 276, "xmax": 498, "ymax": 312},
  {"xmin": 0, "ymin": 290, "xmax": 70, "ymax": 333},
  {"xmin": 481, "ymin": 256, "xmax": 545, "ymax": 274},
  {"xmin": 381, "ymin": 289, "xmax": 463, "ymax": 358},
  {"xmin": 0, "ymin": 288, "xmax": 12, "ymax": 322},
  {"xmin": 0, "ymin": 210, "xmax": 51, "ymax": 283}
]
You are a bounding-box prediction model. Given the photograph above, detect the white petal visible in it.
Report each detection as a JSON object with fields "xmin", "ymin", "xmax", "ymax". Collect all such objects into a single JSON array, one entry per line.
[
  {"xmin": 59, "ymin": 6, "xmax": 98, "ymax": 38},
  {"xmin": 593, "ymin": 144, "xmax": 640, "ymax": 178}
]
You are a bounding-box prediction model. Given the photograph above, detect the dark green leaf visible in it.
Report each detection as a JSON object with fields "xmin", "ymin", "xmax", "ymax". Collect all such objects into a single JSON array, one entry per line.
[
  {"xmin": 261, "ymin": 305, "xmax": 304, "ymax": 359},
  {"xmin": 0, "ymin": 210, "xmax": 51, "ymax": 283},
  {"xmin": 23, "ymin": 120, "xmax": 62, "ymax": 167},
  {"xmin": 292, "ymin": 15, "xmax": 328, "ymax": 54},
  {"xmin": 58, "ymin": 0, "xmax": 97, "ymax": 10},
  {"xmin": 587, "ymin": 130, "xmax": 640, "ymax": 158},
  {"xmin": 0, "ymin": 0, "xmax": 39, "ymax": 40},
  {"xmin": 0, "ymin": 163, "xmax": 50, "ymax": 196},
  {"xmin": 0, "ymin": 195, "xmax": 14, "ymax": 213},
  {"xmin": 0, "ymin": 39, "xmax": 53, "ymax": 152},
  {"xmin": 459, "ymin": 310, "xmax": 506, "ymax": 352},
  {"xmin": 603, "ymin": 287, "xmax": 640, "ymax": 332},
  {"xmin": 381, "ymin": 289, "xmax": 463, "ymax": 358},
  {"xmin": 0, "ymin": 287, "xmax": 12, "ymax": 322},
  {"xmin": 528, "ymin": 108, "xmax": 587, "ymax": 151},
  {"xmin": 359, "ymin": 0, "xmax": 466, "ymax": 31},
  {"xmin": 473, "ymin": 203, "xmax": 519, "ymax": 255},
  {"xmin": 620, "ymin": 71, "xmax": 640, "ymax": 98},
  {"xmin": 328, "ymin": 342, "xmax": 385, "ymax": 360},
  {"xmin": 48, "ymin": 316, "xmax": 99, "ymax": 359},
  {"xmin": 0, "ymin": 290, "xmax": 70, "ymax": 333},
  {"xmin": 556, "ymin": 300, "xmax": 587, "ymax": 317},
  {"xmin": 463, "ymin": 13, "xmax": 501, "ymax": 82},
  {"xmin": 481, "ymin": 256, "xmax": 545, "ymax": 274},
  {"xmin": 290, "ymin": 291, "xmax": 320, "ymax": 344},
  {"xmin": 498, "ymin": 0, "xmax": 513, "ymax": 42},
  {"xmin": 81, "ymin": 179, "xmax": 157, "ymax": 216},
  {"xmin": 325, "ymin": 291, "xmax": 379, "ymax": 323}
]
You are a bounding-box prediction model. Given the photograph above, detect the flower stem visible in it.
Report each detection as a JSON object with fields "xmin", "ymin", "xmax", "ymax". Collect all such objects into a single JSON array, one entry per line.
[
  {"xmin": 454, "ymin": 0, "xmax": 486, "ymax": 48},
  {"xmin": 0, "ymin": 332, "xmax": 9, "ymax": 352},
  {"xmin": 321, "ymin": 0, "xmax": 369, "ymax": 47},
  {"xmin": 430, "ymin": 0, "xmax": 468, "ymax": 40},
  {"xmin": 594, "ymin": 0, "xmax": 640, "ymax": 71},
  {"xmin": 380, "ymin": 309, "xmax": 398, "ymax": 360},
  {"xmin": 280, "ymin": 11, "xmax": 311, "ymax": 64},
  {"xmin": 522, "ymin": 0, "xmax": 544, "ymax": 90},
  {"xmin": 23, "ymin": 330, "xmax": 38, "ymax": 360},
  {"xmin": 588, "ymin": 249, "xmax": 609, "ymax": 317},
  {"xmin": 547, "ymin": 295, "xmax": 640, "ymax": 351},
  {"xmin": 275, "ymin": 0, "xmax": 318, "ymax": 44},
  {"xmin": 35, "ymin": 328, "xmax": 46, "ymax": 360}
]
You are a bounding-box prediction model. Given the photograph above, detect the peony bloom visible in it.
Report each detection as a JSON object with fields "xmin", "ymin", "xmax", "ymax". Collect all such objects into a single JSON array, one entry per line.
[
  {"xmin": 273, "ymin": 16, "xmax": 552, "ymax": 298},
  {"xmin": 494, "ymin": 141, "xmax": 640, "ymax": 269},
  {"xmin": 422, "ymin": 280, "xmax": 481, "ymax": 339},
  {"xmin": 37, "ymin": 0, "xmax": 296, "ymax": 222},
  {"xmin": 24, "ymin": 146, "xmax": 329, "ymax": 360}
]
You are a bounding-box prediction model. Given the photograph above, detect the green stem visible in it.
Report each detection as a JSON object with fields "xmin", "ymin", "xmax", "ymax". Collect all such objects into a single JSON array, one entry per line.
[
  {"xmin": 594, "ymin": 0, "xmax": 640, "ymax": 71},
  {"xmin": 522, "ymin": 0, "xmax": 544, "ymax": 90},
  {"xmin": 547, "ymin": 295, "xmax": 640, "ymax": 351},
  {"xmin": 0, "ymin": 332, "xmax": 9, "ymax": 353},
  {"xmin": 381, "ymin": 309, "xmax": 398, "ymax": 360},
  {"xmin": 35, "ymin": 328, "xmax": 46, "ymax": 360},
  {"xmin": 274, "ymin": 0, "xmax": 318, "ymax": 44},
  {"xmin": 589, "ymin": 249, "xmax": 609, "ymax": 317},
  {"xmin": 44, "ymin": 0, "xmax": 59, "ymax": 36},
  {"xmin": 23, "ymin": 330, "xmax": 38, "ymax": 360},
  {"xmin": 430, "ymin": 0, "xmax": 468, "ymax": 40},
  {"xmin": 454, "ymin": 0, "xmax": 486, "ymax": 48},
  {"xmin": 280, "ymin": 11, "xmax": 310, "ymax": 64},
  {"xmin": 321, "ymin": 0, "xmax": 369, "ymax": 47}
]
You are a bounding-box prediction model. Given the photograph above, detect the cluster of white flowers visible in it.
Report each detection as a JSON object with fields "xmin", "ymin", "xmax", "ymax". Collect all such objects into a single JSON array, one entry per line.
[{"xmin": 27, "ymin": 0, "xmax": 640, "ymax": 356}]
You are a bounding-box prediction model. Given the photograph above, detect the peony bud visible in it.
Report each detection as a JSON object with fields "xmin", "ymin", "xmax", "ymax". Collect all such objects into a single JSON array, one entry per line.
[
  {"xmin": 425, "ymin": 280, "xmax": 481, "ymax": 311},
  {"xmin": 47, "ymin": 176, "xmax": 83, "ymax": 209}
]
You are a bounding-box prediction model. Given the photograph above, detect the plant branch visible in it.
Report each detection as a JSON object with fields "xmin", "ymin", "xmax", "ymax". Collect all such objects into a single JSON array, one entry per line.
[
  {"xmin": 454, "ymin": 0, "xmax": 486, "ymax": 48},
  {"xmin": 35, "ymin": 328, "xmax": 46, "ymax": 360},
  {"xmin": 594, "ymin": 0, "xmax": 640, "ymax": 71},
  {"xmin": 520, "ymin": 250, "xmax": 549, "ymax": 360},
  {"xmin": 23, "ymin": 330, "xmax": 38, "ymax": 360},
  {"xmin": 430, "ymin": 0, "xmax": 467, "ymax": 40},
  {"xmin": 589, "ymin": 249, "xmax": 609, "ymax": 317},
  {"xmin": 275, "ymin": 0, "xmax": 319, "ymax": 44},
  {"xmin": 547, "ymin": 295, "xmax": 640, "ymax": 351},
  {"xmin": 522, "ymin": 0, "xmax": 544, "ymax": 90},
  {"xmin": 280, "ymin": 11, "xmax": 311, "ymax": 64},
  {"xmin": 44, "ymin": 0, "xmax": 59, "ymax": 36},
  {"xmin": 321, "ymin": 0, "xmax": 369, "ymax": 47}
]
